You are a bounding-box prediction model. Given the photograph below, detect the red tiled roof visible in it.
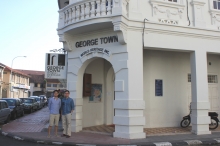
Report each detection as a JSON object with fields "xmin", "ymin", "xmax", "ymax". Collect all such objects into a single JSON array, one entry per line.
[
  {"xmin": 16, "ymin": 70, "xmax": 45, "ymax": 83},
  {"xmin": 16, "ymin": 69, "xmax": 44, "ymax": 75},
  {"xmin": 0, "ymin": 63, "xmax": 30, "ymax": 77}
]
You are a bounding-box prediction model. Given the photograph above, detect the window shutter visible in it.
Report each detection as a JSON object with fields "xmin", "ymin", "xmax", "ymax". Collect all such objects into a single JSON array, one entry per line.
[{"xmin": 83, "ymin": 74, "xmax": 92, "ymax": 97}]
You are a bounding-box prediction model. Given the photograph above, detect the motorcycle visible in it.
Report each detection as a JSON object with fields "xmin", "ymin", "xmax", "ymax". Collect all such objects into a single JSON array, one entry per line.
[{"xmin": 180, "ymin": 103, "xmax": 219, "ymax": 130}]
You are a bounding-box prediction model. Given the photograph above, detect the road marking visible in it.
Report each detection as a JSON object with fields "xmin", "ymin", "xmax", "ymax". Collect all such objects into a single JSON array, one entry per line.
[
  {"xmin": 185, "ymin": 140, "xmax": 202, "ymax": 145},
  {"xmin": 154, "ymin": 142, "xmax": 172, "ymax": 146},
  {"xmin": 37, "ymin": 141, "xmax": 45, "ymax": 144},
  {"xmin": 52, "ymin": 142, "xmax": 63, "ymax": 145},
  {"xmin": 214, "ymin": 138, "xmax": 220, "ymax": 143},
  {"xmin": 76, "ymin": 144, "xmax": 96, "ymax": 146},
  {"xmin": 13, "ymin": 136, "xmax": 24, "ymax": 141},
  {"xmin": 2, "ymin": 132, "xmax": 8, "ymax": 136}
]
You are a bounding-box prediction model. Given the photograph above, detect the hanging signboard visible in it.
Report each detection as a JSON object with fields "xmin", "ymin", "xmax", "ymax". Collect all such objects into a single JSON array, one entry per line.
[{"xmin": 45, "ymin": 53, "xmax": 67, "ymax": 79}]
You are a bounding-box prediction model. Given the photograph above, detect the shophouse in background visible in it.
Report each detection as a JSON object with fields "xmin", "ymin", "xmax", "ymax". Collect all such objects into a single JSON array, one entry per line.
[
  {"xmin": 17, "ymin": 70, "xmax": 46, "ymax": 96},
  {"xmin": 0, "ymin": 63, "xmax": 30, "ymax": 98},
  {"xmin": 45, "ymin": 79, "xmax": 67, "ymax": 97},
  {"xmin": 0, "ymin": 64, "xmax": 5, "ymax": 98}
]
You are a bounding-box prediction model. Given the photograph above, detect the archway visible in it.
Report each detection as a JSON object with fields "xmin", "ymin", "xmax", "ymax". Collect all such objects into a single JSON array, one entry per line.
[{"xmin": 81, "ymin": 58, "xmax": 115, "ymax": 128}]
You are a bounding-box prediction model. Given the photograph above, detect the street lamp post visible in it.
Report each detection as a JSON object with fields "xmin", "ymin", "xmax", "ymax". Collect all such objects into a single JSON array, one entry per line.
[{"xmin": 10, "ymin": 56, "xmax": 26, "ymax": 98}]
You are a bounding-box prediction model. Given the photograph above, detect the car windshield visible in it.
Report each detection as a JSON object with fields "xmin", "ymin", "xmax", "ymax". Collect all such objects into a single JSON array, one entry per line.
[
  {"xmin": 24, "ymin": 99, "xmax": 33, "ymax": 103},
  {"xmin": 36, "ymin": 98, "xmax": 40, "ymax": 101},
  {"xmin": 4, "ymin": 99, "xmax": 15, "ymax": 106}
]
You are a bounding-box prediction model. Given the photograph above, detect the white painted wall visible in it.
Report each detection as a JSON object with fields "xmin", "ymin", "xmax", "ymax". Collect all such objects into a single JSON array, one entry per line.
[
  {"xmin": 144, "ymin": 50, "xmax": 220, "ymax": 128},
  {"xmin": 143, "ymin": 50, "xmax": 191, "ymax": 128},
  {"xmin": 82, "ymin": 58, "xmax": 114, "ymax": 128}
]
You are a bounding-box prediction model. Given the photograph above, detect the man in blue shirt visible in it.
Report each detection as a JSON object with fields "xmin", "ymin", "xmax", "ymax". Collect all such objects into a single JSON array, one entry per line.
[
  {"xmin": 61, "ymin": 90, "xmax": 74, "ymax": 138},
  {"xmin": 48, "ymin": 90, "xmax": 61, "ymax": 138}
]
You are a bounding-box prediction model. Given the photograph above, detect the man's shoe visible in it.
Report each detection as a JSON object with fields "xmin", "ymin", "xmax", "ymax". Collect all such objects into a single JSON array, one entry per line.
[
  {"xmin": 66, "ymin": 135, "xmax": 70, "ymax": 138},
  {"xmin": 61, "ymin": 134, "xmax": 67, "ymax": 137}
]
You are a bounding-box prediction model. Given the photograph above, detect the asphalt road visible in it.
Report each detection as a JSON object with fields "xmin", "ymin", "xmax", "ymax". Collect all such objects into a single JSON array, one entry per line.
[{"xmin": 0, "ymin": 134, "xmax": 54, "ymax": 146}]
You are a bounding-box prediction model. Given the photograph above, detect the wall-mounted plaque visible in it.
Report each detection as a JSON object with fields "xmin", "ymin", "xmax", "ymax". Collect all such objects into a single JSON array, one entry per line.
[{"xmin": 155, "ymin": 80, "xmax": 163, "ymax": 96}]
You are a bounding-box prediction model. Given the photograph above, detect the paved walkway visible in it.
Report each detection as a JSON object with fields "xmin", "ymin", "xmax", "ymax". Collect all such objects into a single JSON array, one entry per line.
[{"xmin": 1, "ymin": 107, "xmax": 220, "ymax": 145}]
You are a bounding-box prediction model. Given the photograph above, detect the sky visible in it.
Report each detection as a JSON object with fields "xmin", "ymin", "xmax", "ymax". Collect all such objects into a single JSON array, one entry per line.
[{"xmin": 0, "ymin": 0, "xmax": 62, "ymax": 71}]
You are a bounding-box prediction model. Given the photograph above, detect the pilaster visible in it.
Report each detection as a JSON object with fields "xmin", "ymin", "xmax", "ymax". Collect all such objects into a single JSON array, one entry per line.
[{"xmin": 190, "ymin": 50, "xmax": 211, "ymax": 135}]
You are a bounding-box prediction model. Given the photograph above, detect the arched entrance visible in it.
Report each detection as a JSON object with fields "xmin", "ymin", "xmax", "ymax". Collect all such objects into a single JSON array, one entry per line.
[
  {"xmin": 67, "ymin": 47, "xmax": 146, "ymax": 139},
  {"xmin": 81, "ymin": 58, "xmax": 115, "ymax": 128}
]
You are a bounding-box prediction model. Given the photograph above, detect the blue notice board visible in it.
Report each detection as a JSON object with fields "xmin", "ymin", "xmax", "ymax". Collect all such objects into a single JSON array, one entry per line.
[{"xmin": 155, "ymin": 80, "xmax": 163, "ymax": 96}]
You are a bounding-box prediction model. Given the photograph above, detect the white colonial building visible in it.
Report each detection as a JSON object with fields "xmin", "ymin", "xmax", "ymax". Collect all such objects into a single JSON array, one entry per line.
[{"xmin": 57, "ymin": 0, "xmax": 220, "ymax": 139}]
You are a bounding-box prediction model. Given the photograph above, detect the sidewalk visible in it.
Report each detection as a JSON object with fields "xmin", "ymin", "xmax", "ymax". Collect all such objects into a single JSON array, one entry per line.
[{"xmin": 1, "ymin": 107, "xmax": 220, "ymax": 146}]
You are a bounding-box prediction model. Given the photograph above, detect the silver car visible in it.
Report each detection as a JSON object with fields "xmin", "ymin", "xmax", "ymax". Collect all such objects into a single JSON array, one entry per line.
[
  {"xmin": 0, "ymin": 100, "xmax": 11, "ymax": 124},
  {"xmin": 29, "ymin": 96, "xmax": 43, "ymax": 109}
]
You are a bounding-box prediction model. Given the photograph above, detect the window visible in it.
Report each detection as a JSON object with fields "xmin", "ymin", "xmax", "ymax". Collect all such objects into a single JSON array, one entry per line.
[
  {"xmin": 53, "ymin": 84, "xmax": 57, "ymax": 87},
  {"xmin": 168, "ymin": 0, "xmax": 177, "ymax": 2},
  {"xmin": 188, "ymin": 74, "xmax": 191, "ymax": 82},
  {"xmin": 47, "ymin": 84, "xmax": 52, "ymax": 87},
  {"xmin": 34, "ymin": 83, "xmax": 38, "ymax": 87},
  {"xmin": 59, "ymin": 84, "xmax": 64, "ymax": 88},
  {"xmin": 208, "ymin": 75, "xmax": 218, "ymax": 83},
  {"xmin": 3, "ymin": 72, "xmax": 7, "ymax": 74},
  {"xmin": 188, "ymin": 74, "xmax": 218, "ymax": 83},
  {"xmin": 213, "ymin": 0, "xmax": 220, "ymax": 10},
  {"xmin": 40, "ymin": 83, "xmax": 44, "ymax": 88},
  {"xmin": 1, "ymin": 102, "xmax": 8, "ymax": 108}
]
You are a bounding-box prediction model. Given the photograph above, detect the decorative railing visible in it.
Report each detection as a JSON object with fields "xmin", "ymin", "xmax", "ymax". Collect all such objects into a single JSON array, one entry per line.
[{"xmin": 58, "ymin": 0, "xmax": 129, "ymax": 29}]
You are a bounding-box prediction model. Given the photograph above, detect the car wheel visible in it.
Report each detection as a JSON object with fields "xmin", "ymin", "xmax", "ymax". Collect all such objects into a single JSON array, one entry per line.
[
  {"xmin": 12, "ymin": 113, "xmax": 17, "ymax": 120},
  {"xmin": 21, "ymin": 110, "xmax": 24, "ymax": 117},
  {"xmin": 30, "ymin": 108, "xmax": 33, "ymax": 113},
  {"xmin": 4, "ymin": 115, "xmax": 11, "ymax": 124}
]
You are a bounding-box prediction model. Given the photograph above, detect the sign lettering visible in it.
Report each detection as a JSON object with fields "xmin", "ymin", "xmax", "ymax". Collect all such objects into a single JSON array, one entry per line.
[{"xmin": 75, "ymin": 36, "xmax": 118, "ymax": 48}]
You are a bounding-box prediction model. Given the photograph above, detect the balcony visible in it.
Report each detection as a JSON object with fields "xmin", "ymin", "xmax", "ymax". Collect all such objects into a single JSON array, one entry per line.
[{"xmin": 57, "ymin": 0, "xmax": 129, "ymax": 31}]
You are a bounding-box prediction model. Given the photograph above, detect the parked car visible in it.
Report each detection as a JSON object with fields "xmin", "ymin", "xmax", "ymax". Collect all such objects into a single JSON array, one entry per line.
[
  {"xmin": 29, "ymin": 96, "xmax": 43, "ymax": 109},
  {"xmin": 20, "ymin": 98, "xmax": 38, "ymax": 113},
  {"xmin": 39, "ymin": 95, "xmax": 47, "ymax": 106},
  {"xmin": 0, "ymin": 100, "xmax": 11, "ymax": 124},
  {"xmin": 1, "ymin": 98, "xmax": 24, "ymax": 120}
]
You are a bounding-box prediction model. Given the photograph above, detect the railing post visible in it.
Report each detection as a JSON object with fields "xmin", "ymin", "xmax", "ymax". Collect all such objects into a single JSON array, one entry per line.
[
  {"xmin": 91, "ymin": 1, "xmax": 96, "ymax": 17},
  {"xmin": 76, "ymin": 5, "xmax": 80, "ymax": 21},
  {"xmin": 96, "ymin": 0, "xmax": 101, "ymax": 16},
  {"xmin": 107, "ymin": 0, "xmax": 112, "ymax": 15},
  {"xmin": 63, "ymin": 11, "xmax": 67, "ymax": 26},
  {"xmin": 81, "ymin": 3, "xmax": 85, "ymax": 20},
  {"xmin": 68, "ymin": 8, "xmax": 72, "ymax": 24},
  {"xmin": 101, "ymin": 0, "xmax": 107, "ymax": 16},
  {"xmin": 71, "ymin": 7, "xmax": 76, "ymax": 23},
  {"xmin": 85, "ymin": 2, "xmax": 90, "ymax": 19}
]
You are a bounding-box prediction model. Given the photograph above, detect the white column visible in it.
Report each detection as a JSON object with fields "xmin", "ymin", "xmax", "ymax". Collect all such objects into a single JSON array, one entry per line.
[
  {"xmin": 190, "ymin": 50, "xmax": 211, "ymax": 135},
  {"xmin": 113, "ymin": 31, "xmax": 145, "ymax": 139}
]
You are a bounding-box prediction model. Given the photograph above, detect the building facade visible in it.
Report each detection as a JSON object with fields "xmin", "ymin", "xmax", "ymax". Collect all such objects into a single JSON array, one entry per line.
[
  {"xmin": 57, "ymin": 0, "xmax": 220, "ymax": 139},
  {"xmin": 45, "ymin": 79, "xmax": 67, "ymax": 97},
  {"xmin": 0, "ymin": 64, "xmax": 5, "ymax": 98},
  {"xmin": 18, "ymin": 70, "xmax": 46, "ymax": 96},
  {"xmin": 0, "ymin": 63, "xmax": 30, "ymax": 98}
]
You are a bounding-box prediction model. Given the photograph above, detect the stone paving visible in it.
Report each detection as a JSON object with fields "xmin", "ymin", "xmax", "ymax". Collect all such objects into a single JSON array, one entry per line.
[
  {"xmin": 2, "ymin": 107, "xmax": 220, "ymax": 145},
  {"xmin": 2, "ymin": 107, "xmax": 49, "ymax": 133}
]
